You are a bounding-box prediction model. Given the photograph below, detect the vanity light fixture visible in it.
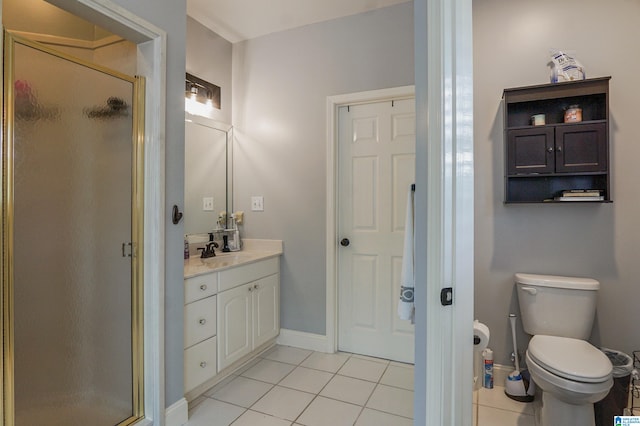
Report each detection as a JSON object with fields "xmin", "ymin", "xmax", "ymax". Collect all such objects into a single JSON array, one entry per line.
[{"xmin": 185, "ymin": 73, "xmax": 221, "ymax": 115}]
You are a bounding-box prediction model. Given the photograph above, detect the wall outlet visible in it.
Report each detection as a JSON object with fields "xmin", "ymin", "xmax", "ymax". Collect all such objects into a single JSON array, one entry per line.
[
  {"xmin": 251, "ymin": 196, "xmax": 264, "ymax": 211},
  {"xmin": 202, "ymin": 197, "xmax": 214, "ymax": 211}
]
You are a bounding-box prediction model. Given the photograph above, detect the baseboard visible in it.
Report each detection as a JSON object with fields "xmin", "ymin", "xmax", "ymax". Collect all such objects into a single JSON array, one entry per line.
[
  {"xmin": 276, "ymin": 328, "xmax": 330, "ymax": 353},
  {"xmin": 165, "ymin": 397, "xmax": 188, "ymax": 426},
  {"xmin": 493, "ymin": 363, "xmax": 510, "ymax": 388}
]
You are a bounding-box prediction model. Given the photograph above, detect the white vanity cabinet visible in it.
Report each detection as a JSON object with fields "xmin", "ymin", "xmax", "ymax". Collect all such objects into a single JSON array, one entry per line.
[
  {"xmin": 183, "ymin": 251, "xmax": 281, "ymax": 400},
  {"xmin": 217, "ymin": 258, "xmax": 280, "ymax": 371}
]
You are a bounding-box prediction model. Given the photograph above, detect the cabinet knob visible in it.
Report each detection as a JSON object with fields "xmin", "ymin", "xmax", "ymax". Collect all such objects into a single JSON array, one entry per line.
[
  {"xmin": 556, "ymin": 146, "xmax": 562, "ymax": 152},
  {"xmin": 547, "ymin": 147, "xmax": 554, "ymax": 153},
  {"xmin": 200, "ymin": 361, "xmax": 207, "ymax": 368},
  {"xmin": 248, "ymin": 287, "xmax": 253, "ymax": 292},
  {"xmin": 200, "ymin": 284, "xmax": 207, "ymax": 291},
  {"xmin": 254, "ymin": 284, "xmax": 259, "ymax": 289},
  {"xmin": 198, "ymin": 318, "xmax": 206, "ymax": 325}
]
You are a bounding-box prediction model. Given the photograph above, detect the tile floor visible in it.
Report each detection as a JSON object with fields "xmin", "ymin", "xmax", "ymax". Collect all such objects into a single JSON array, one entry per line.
[{"xmin": 186, "ymin": 345, "xmax": 536, "ymax": 426}]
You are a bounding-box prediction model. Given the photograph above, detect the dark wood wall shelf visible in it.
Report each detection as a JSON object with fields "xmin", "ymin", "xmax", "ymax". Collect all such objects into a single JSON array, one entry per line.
[{"xmin": 503, "ymin": 77, "xmax": 611, "ymax": 203}]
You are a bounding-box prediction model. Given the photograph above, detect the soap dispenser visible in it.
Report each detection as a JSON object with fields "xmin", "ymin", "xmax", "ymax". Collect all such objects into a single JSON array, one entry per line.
[{"xmin": 222, "ymin": 235, "xmax": 231, "ymax": 252}]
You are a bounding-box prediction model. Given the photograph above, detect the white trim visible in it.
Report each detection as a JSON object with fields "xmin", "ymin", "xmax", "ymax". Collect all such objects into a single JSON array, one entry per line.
[
  {"xmin": 414, "ymin": 0, "xmax": 474, "ymax": 424},
  {"xmin": 8, "ymin": 30, "xmax": 124, "ymax": 50},
  {"xmin": 164, "ymin": 398, "xmax": 188, "ymax": 426},
  {"xmin": 42, "ymin": 1, "xmax": 169, "ymax": 424},
  {"xmin": 325, "ymin": 85, "xmax": 415, "ymax": 355},
  {"xmin": 276, "ymin": 329, "xmax": 330, "ymax": 353}
]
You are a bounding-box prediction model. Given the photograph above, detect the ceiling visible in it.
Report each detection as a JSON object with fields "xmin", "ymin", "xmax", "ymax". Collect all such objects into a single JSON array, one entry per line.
[{"xmin": 187, "ymin": 0, "xmax": 412, "ymax": 43}]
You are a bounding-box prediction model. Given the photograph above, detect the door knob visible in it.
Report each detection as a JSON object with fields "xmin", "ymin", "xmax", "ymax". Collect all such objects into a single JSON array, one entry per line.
[{"xmin": 340, "ymin": 238, "xmax": 350, "ymax": 247}]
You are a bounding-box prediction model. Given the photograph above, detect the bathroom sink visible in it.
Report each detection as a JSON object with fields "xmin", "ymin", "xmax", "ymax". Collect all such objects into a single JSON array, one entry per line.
[{"xmin": 200, "ymin": 252, "xmax": 251, "ymax": 268}]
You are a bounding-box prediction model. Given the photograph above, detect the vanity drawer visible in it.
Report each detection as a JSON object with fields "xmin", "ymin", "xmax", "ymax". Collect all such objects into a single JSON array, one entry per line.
[
  {"xmin": 185, "ymin": 273, "xmax": 218, "ymax": 304},
  {"xmin": 184, "ymin": 295, "xmax": 217, "ymax": 348},
  {"xmin": 184, "ymin": 336, "xmax": 217, "ymax": 393},
  {"xmin": 218, "ymin": 257, "xmax": 279, "ymax": 292}
]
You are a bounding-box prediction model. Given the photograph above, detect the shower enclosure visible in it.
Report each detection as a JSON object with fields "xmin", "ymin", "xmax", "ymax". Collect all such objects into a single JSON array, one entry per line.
[{"xmin": 2, "ymin": 33, "xmax": 144, "ymax": 425}]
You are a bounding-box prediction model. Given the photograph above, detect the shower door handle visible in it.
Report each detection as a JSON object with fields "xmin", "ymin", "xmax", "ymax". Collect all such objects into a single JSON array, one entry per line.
[{"xmin": 122, "ymin": 242, "xmax": 133, "ymax": 257}]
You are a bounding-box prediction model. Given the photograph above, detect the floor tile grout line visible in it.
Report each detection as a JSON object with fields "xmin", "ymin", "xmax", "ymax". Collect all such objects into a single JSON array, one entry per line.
[
  {"xmin": 363, "ymin": 406, "xmax": 414, "ymax": 420},
  {"xmin": 476, "ymin": 403, "xmax": 535, "ymax": 416},
  {"xmin": 282, "ymin": 357, "xmax": 341, "ymax": 425},
  {"xmin": 192, "ymin": 346, "xmax": 420, "ymax": 425}
]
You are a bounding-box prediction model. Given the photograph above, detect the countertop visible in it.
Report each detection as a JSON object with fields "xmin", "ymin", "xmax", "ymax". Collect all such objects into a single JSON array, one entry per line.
[{"xmin": 184, "ymin": 239, "xmax": 283, "ymax": 279}]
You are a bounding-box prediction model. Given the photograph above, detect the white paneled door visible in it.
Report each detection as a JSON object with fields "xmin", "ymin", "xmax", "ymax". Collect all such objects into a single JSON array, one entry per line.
[{"xmin": 337, "ymin": 98, "xmax": 415, "ymax": 363}]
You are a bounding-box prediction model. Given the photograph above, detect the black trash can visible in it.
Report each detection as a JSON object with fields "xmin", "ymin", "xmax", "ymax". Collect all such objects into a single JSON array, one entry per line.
[{"xmin": 595, "ymin": 348, "xmax": 633, "ymax": 426}]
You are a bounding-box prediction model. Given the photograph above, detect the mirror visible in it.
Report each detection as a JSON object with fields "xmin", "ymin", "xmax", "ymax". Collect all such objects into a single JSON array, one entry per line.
[{"xmin": 184, "ymin": 112, "xmax": 233, "ymax": 235}]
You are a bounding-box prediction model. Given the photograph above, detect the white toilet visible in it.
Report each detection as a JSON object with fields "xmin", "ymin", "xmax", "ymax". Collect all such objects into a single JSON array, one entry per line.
[{"xmin": 516, "ymin": 273, "xmax": 613, "ymax": 426}]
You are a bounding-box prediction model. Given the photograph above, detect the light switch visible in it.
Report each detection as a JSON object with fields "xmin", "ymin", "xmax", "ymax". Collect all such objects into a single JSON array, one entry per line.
[
  {"xmin": 203, "ymin": 197, "xmax": 214, "ymax": 211},
  {"xmin": 251, "ymin": 196, "xmax": 264, "ymax": 211}
]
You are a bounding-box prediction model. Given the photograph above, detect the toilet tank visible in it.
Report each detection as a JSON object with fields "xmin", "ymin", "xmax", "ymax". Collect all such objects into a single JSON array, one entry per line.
[{"xmin": 516, "ymin": 273, "xmax": 600, "ymax": 340}]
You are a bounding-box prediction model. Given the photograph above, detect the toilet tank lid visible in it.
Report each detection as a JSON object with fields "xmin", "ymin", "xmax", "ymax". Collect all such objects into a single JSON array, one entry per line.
[{"xmin": 515, "ymin": 273, "xmax": 600, "ymax": 290}]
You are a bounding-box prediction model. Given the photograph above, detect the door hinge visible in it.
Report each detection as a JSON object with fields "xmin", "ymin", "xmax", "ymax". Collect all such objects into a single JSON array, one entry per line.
[{"xmin": 440, "ymin": 287, "xmax": 453, "ymax": 306}]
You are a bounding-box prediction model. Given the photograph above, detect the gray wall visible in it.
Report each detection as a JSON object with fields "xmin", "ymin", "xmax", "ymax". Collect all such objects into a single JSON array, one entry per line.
[
  {"xmin": 474, "ymin": 0, "xmax": 640, "ymax": 365},
  {"xmin": 232, "ymin": 3, "xmax": 414, "ymax": 334},
  {"xmin": 111, "ymin": 0, "xmax": 187, "ymax": 407},
  {"xmin": 187, "ymin": 16, "xmax": 233, "ymax": 124}
]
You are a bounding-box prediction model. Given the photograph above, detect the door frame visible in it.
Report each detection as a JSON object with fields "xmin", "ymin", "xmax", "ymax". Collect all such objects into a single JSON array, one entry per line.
[
  {"xmin": 414, "ymin": 0, "xmax": 474, "ymax": 424},
  {"xmin": 0, "ymin": 1, "xmax": 167, "ymax": 424},
  {"xmin": 325, "ymin": 85, "xmax": 416, "ymax": 356}
]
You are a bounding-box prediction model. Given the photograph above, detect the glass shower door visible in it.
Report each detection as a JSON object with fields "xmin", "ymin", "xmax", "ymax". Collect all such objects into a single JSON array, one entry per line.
[{"xmin": 3, "ymin": 33, "xmax": 143, "ymax": 425}]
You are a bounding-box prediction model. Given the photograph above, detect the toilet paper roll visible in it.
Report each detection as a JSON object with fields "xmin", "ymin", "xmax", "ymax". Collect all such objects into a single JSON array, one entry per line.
[{"xmin": 473, "ymin": 320, "xmax": 490, "ymax": 351}]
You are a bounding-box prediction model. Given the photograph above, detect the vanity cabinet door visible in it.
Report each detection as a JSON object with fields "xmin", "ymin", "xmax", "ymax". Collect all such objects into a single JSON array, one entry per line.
[
  {"xmin": 217, "ymin": 283, "xmax": 252, "ymax": 371},
  {"xmin": 252, "ymin": 274, "xmax": 280, "ymax": 349}
]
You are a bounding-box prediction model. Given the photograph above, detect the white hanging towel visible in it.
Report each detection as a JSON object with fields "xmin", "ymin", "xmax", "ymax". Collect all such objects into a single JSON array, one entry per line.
[{"xmin": 397, "ymin": 184, "xmax": 415, "ymax": 323}]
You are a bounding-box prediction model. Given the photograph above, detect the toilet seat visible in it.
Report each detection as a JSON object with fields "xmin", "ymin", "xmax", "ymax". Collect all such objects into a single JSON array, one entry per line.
[
  {"xmin": 528, "ymin": 335, "xmax": 612, "ymax": 382},
  {"xmin": 526, "ymin": 351, "xmax": 613, "ymax": 401}
]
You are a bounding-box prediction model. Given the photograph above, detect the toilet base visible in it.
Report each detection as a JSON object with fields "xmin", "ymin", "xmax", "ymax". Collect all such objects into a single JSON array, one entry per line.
[{"xmin": 539, "ymin": 391, "xmax": 595, "ymax": 426}]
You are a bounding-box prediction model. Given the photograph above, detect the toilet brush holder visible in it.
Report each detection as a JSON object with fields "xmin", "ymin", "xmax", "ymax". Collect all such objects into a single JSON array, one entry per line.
[{"xmin": 505, "ymin": 369, "xmax": 535, "ymax": 402}]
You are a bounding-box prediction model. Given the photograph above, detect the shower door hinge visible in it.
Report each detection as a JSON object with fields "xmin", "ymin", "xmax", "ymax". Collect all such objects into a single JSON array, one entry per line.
[
  {"xmin": 122, "ymin": 242, "xmax": 133, "ymax": 257},
  {"xmin": 440, "ymin": 287, "xmax": 453, "ymax": 306}
]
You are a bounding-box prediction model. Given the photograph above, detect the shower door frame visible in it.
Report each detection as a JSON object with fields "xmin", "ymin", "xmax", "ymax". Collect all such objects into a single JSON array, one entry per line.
[{"xmin": 1, "ymin": 31, "xmax": 146, "ymax": 426}]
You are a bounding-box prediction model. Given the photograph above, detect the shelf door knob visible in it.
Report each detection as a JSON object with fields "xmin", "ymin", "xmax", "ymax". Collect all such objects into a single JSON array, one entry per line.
[
  {"xmin": 340, "ymin": 238, "xmax": 350, "ymax": 247},
  {"xmin": 200, "ymin": 361, "xmax": 207, "ymax": 368}
]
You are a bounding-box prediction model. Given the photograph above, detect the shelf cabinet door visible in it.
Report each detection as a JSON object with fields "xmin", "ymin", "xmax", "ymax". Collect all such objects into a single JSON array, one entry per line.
[
  {"xmin": 217, "ymin": 283, "xmax": 252, "ymax": 371},
  {"xmin": 555, "ymin": 123, "xmax": 607, "ymax": 173},
  {"xmin": 507, "ymin": 127, "xmax": 555, "ymax": 174},
  {"xmin": 252, "ymin": 274, "xmax": 280, "ymax": 349}
]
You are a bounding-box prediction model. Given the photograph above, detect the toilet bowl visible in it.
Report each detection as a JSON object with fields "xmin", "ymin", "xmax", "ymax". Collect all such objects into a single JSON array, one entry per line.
[
  {"xmin": 515, "ymin": 273, "xmax": 613, "ymax": 426},
  {"xmin": 526, "ymin": 335, "xmax": 612, "ymax": 425}
]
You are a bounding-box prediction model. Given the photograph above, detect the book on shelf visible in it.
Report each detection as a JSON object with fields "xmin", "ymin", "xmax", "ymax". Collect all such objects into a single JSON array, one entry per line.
[
  {"xmin": 559, "ymin": 189, "xmax": 604, "ymax": 197},
  {"xmin": 554, "ymin": 195, "xmax": 604, "ymax": 202}
]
